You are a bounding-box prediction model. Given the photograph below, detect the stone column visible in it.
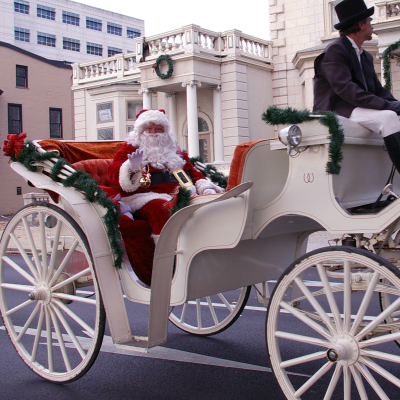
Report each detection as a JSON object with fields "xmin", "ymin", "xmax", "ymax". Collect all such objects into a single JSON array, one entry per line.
[
  {"xmin": 182, "ymin": 80, "xmax": 201, "ymax": 157},
  {"xmin": 165, "ymin": 92, "xmax": 178, "ymax": 136},
  {"xmin": 139, "ymin": 88, "xmax": 153, "ymax": 109},
  {"xmin": 211, "ymin": 85, "xmax": 224, "ymax": 162}
]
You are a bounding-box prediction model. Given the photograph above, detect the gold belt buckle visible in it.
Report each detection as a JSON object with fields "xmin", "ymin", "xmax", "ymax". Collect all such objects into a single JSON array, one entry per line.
[{"xmin": 172, "ymin": 169, "xmax": 193, "ymax": 188}]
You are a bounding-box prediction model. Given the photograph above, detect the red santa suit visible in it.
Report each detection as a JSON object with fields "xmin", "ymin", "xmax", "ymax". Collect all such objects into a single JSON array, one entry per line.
[{"xmin": 107, "ymin": 109, "xmax": 222, "ymax": 240}]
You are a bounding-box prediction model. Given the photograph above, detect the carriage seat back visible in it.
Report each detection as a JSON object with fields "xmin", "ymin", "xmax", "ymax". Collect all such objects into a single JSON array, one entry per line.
[{"xmin": 71, "ymin": 159, "xmax": 113, "ymax": 187}]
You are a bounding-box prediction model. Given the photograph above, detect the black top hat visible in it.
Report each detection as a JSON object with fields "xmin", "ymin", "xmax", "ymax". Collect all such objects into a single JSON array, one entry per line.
[{"xmin": 334, "ymin": 0, "xmax": 374, "ymax": 31}]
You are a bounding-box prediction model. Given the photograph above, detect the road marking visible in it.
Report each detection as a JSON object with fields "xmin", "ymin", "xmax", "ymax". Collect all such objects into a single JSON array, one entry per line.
[{"xmin": 0, "ymin": 325, "xmax": 310, "ymax": 378}]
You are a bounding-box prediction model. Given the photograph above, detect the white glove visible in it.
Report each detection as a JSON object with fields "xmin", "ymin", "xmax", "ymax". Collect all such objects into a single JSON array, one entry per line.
[
  {"xmin": 203, "ymin": 189, "xmax": 217, "ymax": 194},
  {"xmin": 187, "ymin": 185, "xmax": 197, "ymax": 197},
  {"xmin": 127, "ymin": 149, "xmax": 143, "ymax": 172}
]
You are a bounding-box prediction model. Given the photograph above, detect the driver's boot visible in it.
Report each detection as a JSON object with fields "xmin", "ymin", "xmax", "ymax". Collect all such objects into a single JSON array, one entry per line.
[{"xmin": 384, "ymin": 131, "xmax": 400, "ymax": 173}]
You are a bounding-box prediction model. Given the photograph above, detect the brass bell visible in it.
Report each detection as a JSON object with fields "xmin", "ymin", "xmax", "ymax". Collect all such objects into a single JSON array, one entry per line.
[{"xmin": 139, "ymin": 176, "xmax": 151, "ymax": 188}]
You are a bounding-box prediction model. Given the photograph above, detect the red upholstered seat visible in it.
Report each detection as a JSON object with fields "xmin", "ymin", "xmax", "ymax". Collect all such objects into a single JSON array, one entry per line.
[
  {"xmin": 71, "ymin": 159, "xmax": 113, "ymax": 187},
  {"xmin": 226, "ymin": 139, "xmax": 270, "ymax": 191}
]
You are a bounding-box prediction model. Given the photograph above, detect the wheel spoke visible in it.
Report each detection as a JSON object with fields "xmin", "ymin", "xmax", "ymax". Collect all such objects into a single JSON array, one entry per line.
[
  {"xmin": 343, "ymin": 260, "xmax": 351, "ymax": 332},
  {"xmin": 49, "ymin": 306, "xmax": 71, "ymax": 372},
  {"xmin": 55, "ymin": 299, "xmax": 95, "ymax": 337},
  {"xmin": 206, "ymin": 296, "xmax": 219, "ymax": 326},
  {"xmin": 294, "ymin": 361, "xmax": 333, "ymax": 398},
  {"xmin": 323, "ymin": 364, "xmax": 342, "ymax": 400},
  {"xmin": 21, "ymin": 216, "xmax": 43, "ymax": 280},
  {"xmin": 355, "ymin": 296, "xmax": 400, "ymax": 341},
  {"xmin": 360, "ymin": 356, "xmax": 400, "ymax": 389},
  {"xmin": 16, "ymin": 303, "xmax": 40, "ymax": 342},
  {"xmin": 0, "ymin": 283, "xmax": 35, "ymax": 292},
  {"xmin": 361, "ymin": 348, "xmax": 400, "ymax": 364},
  {"xmin": 359, "ymin": 330, "xmax": 400, "ymax": 348},
  {"xmin": 217, "ymin": 292, "xmax": 233, "ymax": 312},
  {"xmin": 349, "ymin": 364, "xmax": 368, "ymax": 400},
  {"xmin": 31, "ymin": 305, "xmax": 45, "ymax": 362},
  {"xmin": 280, "ymin": 351, "xmax": 326, "ymax": 369},
  {"xmin": 2, "ymin": 256, "xmax": 35, "ymax": 285},
  {"xmin": 356, "ymin": 362, "xmax": 390, "ymax": 400},
  {"xmin": 51, "ymin": 268, "xmax": 91, "ymax": 292},
  {"xmin": 279, "ymin": 301, "xmax": 331, "ymax": 339},
  {"xmin": 52, "ymin": 292, "xmax": 97, "ymax": 305},
  {"xmin": 49, "ymin": 240, "xmax": 79, "ymax": 286},
  {"xmin": 275, "ymin": 331, "xmax": 331, "ymax": 347},
  {"xmin": 316, "ymin": 263, "xmax": 342, "ymax": 331},
  {"xmin": 9, "ymin": 233, "xmax": 38, "ymax": 281},
  {"xmin": 294, "ymin": 276, "xmax": 336, "ymax": 334},
  {"xmin": 196, "ymin": 298, "xmax": 202, "ymax": 329},
  {"xmin": 180, "ymin": 302, "xmax": 188, "ymax": 323},
  {"xmin": 6, "ymin": 299, "xmax": 33, "ymax": 316},
  {"xmin": 45, "ymin": 306, "xmax": 54, "ymax": 373},
  {"xmin": 47, "ymin": 220, "xmax": 62, "ymax": 281},
  {"xmin": 39, "ymin": 212, "xmax": 48, "ymax": 278},
  {"xmin": 350, "ymin": 270, "xmax": 380, "ymax": 336},
  {"xmin": 51, "ymin": 303, "xmax": 86, "ymax": 359},
  {"xmin": 343, "ymin": 365, "xmax": 351, "ymax": 400}
]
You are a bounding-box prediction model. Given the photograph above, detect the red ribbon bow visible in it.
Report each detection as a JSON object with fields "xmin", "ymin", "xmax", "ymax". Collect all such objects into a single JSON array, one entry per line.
[{"xmin": 3, "ymin": 132, "xmax": 27, "ymax": 161}]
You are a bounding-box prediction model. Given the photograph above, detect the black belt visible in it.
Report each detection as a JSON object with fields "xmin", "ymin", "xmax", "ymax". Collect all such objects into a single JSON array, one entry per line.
[{"xmin": 150, "ymin": 171, "xmax": 179, "ymax": 185}]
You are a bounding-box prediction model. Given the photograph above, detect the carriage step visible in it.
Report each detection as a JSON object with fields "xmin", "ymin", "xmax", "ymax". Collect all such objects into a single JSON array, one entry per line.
[{"xmin": 114, "ymin": 336, "xmax": 149, "ymax": 353}]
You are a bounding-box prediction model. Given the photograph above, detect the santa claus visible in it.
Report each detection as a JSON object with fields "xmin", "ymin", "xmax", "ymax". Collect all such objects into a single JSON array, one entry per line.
[{"xmin": 108, "ymin": 109, "xmax": 223, "ymax": 244}]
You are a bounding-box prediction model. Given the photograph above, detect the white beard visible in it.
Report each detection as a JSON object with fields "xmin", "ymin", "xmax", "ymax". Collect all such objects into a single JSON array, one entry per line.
[{"xmin": 139, "ymin": 132, "xmax": 185, "ymax": 171}]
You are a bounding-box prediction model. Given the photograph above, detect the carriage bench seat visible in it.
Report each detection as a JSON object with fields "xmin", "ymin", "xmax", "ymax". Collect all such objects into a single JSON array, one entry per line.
[{"xmin": 338, "ymin": 116, "xmax": 383, "ymax": 146}]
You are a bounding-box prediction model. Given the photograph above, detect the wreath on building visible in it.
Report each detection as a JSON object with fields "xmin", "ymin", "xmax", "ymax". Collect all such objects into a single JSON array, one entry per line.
[
  {"xmin": 154, "ymin": 54, "xmax": 174, "ymax": 79},
  {"xmin": 383, "ymin": 39, "xmax": 400, "ymax": 91}
]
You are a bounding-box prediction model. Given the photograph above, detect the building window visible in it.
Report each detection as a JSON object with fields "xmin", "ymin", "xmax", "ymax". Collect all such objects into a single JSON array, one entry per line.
[
  {"xmin": 127, "ymin": 101, "xmax": 143, "ymax": 120},
  {"xmin": 97, "ymin": 127, "xmax": 114, "ymax": 140},
  {"xmin": 127, "ymin": 27, "xmax": 141, "ymax": 39},
  {"xmin": 97, "ymin": 102, "xmax": 113, "ymax": 123},
  {"xmin": 330, "ymin": 0, "xmax": 340, "ymax": 32},
  {"xmin": 63, "ymin": 37, "xmax": 80, "ymax": 52},
  {"xmin": 49, "ymin": 108, "xmax": 62, "ymax": 138},
  {"xmin": 62, "ymin": 11, "xmax": 79, "ymax": 26},
  {"xmin": 14, "ymin": 0, "xmax": 29, "ymax": 14},
  {"xmin": 37, "ymin": 32, "xmax": 56, "ymax": 47},
  {"xmin": 15, "ymin": 27, "xmax": 29, "ymax": 42},
  {"xmin": 107, "ymin": 22, "xmax": 122, "ymax": 36},
  {"xmin": 8, "ymin": 104, "xmax": 22, "ymax": 134},
  {"xmin": 87, "ymin": 42, "xmax": 102, "ymax": 56},
  {"xmin": 16, "ymin": 65, "xmax": 28, "ymax": 87},
  {"xmin": 37, "ymin": 5, "xmax": 55, "ymax": 20},
  {"xmin": 108, "ymin": 46, "xmax": 122, "ymax": 57},
  {"xmin": 86, "ymin": 17, "xmax": 102, "ymax": 31}
]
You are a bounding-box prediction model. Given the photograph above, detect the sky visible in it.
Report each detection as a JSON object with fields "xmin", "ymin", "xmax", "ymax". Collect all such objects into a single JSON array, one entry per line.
[{"xmin": 77, "ymin": 0, "xmax": 270, "ymax": 40}]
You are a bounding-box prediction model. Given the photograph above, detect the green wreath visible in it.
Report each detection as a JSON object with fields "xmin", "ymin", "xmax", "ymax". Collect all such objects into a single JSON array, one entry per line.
[
  {"xmin": 383, "ymin": 39, "xmax": 400, "ymax": 91},
  {"xmin": 154, "ymin": 54, "xmax": 174, "ymax": 79}
]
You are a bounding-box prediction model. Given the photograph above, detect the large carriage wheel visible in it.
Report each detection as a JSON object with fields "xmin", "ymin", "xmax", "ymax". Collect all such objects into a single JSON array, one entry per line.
[
  {"xmin": 267, "ymin": 246, "xmax": 400, "ymax": 399},
  {"xmin": 0, "ymin": 203, "xmax": 105, "ymax": 383},
  {"xmin": 169, "ymin": 286, "xmax": 251, "ymax": 336}
]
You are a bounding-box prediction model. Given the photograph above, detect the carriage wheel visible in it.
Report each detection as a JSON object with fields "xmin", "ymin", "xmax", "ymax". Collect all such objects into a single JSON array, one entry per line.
[
  {"xmin": 169, "ymin": 286, "xmax": 251, "ymax": 336},
  {"xmin": 379, "ymin": 278, "xmax": 400, "ymax": 348},
  {"xmin": 267, "ymin": 246, "xmax": 400, "ymax": 399},
  {"xmin": 0, "ymin": 203, "xmax": 105, "ymax": 383}
]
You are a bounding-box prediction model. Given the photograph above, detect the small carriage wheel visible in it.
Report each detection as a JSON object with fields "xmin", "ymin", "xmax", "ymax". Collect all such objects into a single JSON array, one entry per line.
[
  {"xmin": 169, "ymin": 286, "xmax": 251, "ymax": 336},
  {"xmin": 0, "ymin": 203, "xmax": 105, "ymax": 383},
  {"xmin": 266, "ymin": 246, "xmax": 400, "ymax": 399},
  {"xmin": 379, "ymin": 279, "xmax": 400, "ymax": 348}
]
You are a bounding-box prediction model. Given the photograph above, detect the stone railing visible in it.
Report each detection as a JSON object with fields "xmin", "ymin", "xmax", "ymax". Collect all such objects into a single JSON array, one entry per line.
[
  {"xmin": 72, "ymin": 25, "xmax": 272, "ymax": 86},
  {"xmin": 376, "ymin": 1, "xmax": 400, "ymax": 19},
  {"xmin": 72, "ymin": 53, "xmax": 139, "ymax": 86}
]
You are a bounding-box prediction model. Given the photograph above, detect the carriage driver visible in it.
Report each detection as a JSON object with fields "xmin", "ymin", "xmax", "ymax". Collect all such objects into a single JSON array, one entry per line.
[
  {"xmin": 108, "ymin": 109, "xmax": 223, "ymax": 244},
  {"xmin": 313, "ymin": 0, "xmax": 400, "ymax": 172}
]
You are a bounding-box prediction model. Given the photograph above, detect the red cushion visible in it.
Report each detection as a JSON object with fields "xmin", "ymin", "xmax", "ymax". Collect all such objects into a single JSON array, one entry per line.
[{"xmin": 71, "ymin": 159, "xmax": 113, "ymax": 187}]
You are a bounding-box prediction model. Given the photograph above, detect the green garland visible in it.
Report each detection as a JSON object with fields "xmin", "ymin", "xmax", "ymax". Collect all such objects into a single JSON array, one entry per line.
[
  {"xmin": 262, "ymin": 106, "xmax": 344, "ymax": 175},
  {"xmin": 154, "ymin": 54, "xmax": 174, "ymax": 79},
  {"xmin": 382, "ymin": 39, "xmax": 400, "ymax": 91},
  {"xmin": 170, "ymin": 187, "xmax": 191, "ymax": 215},
  {"xmin": 16, "ymin": 142, "xmax": 124, "ymax": 269},
  {"xmin": 189, "ymin": 156, "xmax": 228, "ymax": 189}
]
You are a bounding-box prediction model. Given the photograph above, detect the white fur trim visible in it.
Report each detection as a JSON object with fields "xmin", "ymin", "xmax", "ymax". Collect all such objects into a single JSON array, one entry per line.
[
  {"xmin": 195, "ymin": 179, "xmax": 224, "ymax": 195},
  {"xmin": 120, "ymin": 192, "xmax": 172, "ymax": 213},
  {"xmin": 151, "ymin": 233, "xmax": 160, "ymax": 246},
  {"xmin": 119, "ymin": 160, "xmax": 142, "ymax": 192},
  {"xmin": 187, "ymin": 185, "xmax": 197, "ymax": 197}
]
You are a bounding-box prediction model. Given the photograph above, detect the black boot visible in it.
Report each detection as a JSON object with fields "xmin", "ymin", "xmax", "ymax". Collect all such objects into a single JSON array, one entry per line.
[{"xmin": 384, "ymin": 131, "xmax": 400, "ymax": 173}]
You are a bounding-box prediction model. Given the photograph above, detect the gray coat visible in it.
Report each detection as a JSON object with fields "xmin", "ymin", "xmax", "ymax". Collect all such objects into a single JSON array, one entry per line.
[{"xmin": 313, "ymin": 36, "xmax": 396, "ymax": 118}]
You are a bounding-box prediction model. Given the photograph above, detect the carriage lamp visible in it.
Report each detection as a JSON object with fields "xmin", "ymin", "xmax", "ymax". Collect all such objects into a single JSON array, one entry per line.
[{"xmin": 278, "ymin": 125, "xmax": 302, "ymax": 154}]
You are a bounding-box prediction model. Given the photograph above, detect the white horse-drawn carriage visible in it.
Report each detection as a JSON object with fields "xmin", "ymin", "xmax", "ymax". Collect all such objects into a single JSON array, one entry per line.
[{"xmin": 2, "ymin": 115, "xmax": 400, "ymax": 399}]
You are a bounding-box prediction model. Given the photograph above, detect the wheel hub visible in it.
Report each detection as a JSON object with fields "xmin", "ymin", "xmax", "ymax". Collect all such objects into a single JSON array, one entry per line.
[
  {"xmin": 327, "ymin": 333, "xmax": 359, "ymax": 365},
  {"xmin": 28, "ymin": 286, "xmax": 51, "ymax": 305}
]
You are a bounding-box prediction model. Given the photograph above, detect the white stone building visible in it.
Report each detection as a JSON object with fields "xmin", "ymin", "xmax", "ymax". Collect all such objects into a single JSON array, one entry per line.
[
  {"xmin": 0, "ymin": 0, "xmax": 144, "ymax": 63},
  {"xmin": 72, "ymin": 25, "xmax": 274, "ymax": 166}
]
